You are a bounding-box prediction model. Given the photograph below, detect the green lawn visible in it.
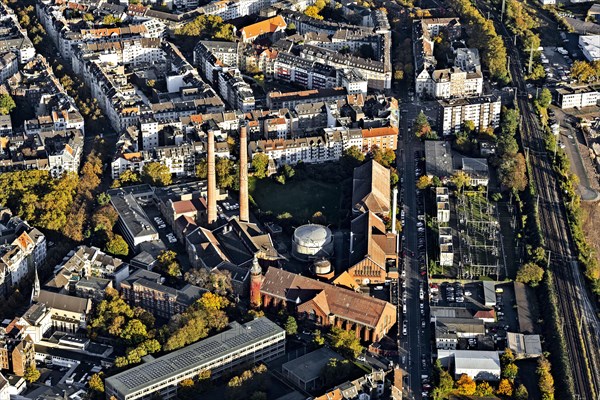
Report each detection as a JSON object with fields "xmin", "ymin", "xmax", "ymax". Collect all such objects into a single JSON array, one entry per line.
[{"xmin": 250, "ymin": 177, "xmax": 343, "ymax": 224}]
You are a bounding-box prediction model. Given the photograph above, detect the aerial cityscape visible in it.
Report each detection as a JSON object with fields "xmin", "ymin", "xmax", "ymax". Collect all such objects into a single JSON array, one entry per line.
[{"xmin": 0, "ymin": 0, "xmax": 599, "ymax": 397}]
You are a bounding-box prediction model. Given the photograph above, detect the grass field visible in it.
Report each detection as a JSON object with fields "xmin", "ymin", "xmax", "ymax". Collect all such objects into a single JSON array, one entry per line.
[{"xmin": 249, "ymin": 177, "xmax": 343, "ymax": 224}]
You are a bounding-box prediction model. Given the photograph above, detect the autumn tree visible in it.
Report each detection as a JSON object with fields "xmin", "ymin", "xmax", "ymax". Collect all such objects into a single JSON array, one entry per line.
[
  {"xmin": 330, "ymin": 327, "xmax": 363, "ymax": 358},
  {"xmin": 313, "ymin": 329, "xmax": 325, "ymax": 346},
  {"xmin": 514, "ymin": 383, "xmax": 529, "ymax": 400},
  {"xmin": 24, "ymin": 365, "xmax": 41, "ymax": 383},
  {"xmin": 414, "ymin": 111, "xmax": 432, "ymax": 138},
  {"xmin": 284, "ymin": 316, "xmax": 298, "ymax": 336},
  {"xmin": 184, "ymin": 269, "xmax": 232, "ymax": 295},
  {"xmin": 142, "ymin": 162, "xmax": 172, "ymax": 187},
  {"xmin": 432, "ymin": 360, "xmax": 454, "ymax": 399},
  {"xmin": 157, "ymin": 250, "xmax": 181, "ymax": 277},
  {"xmin": 251, "ymin": 153, "xmax": 270, "ymax": 178},
  {"xmin": 538, "ymin": 88, "xmax": 552, "ymax": 108},
  {"xmin": 341, "ymin": 145, "xmax": 365, "ymax": 172},
  {"xmin": 106, "ymin": 234, "xmax": 129, "ymax": 256},
  {"xmin": 103, "ymin": 15, "xmax": 121, "ymax": 25},
  {"xmin": 455, "ymin": 374, "xmax": 476, "ymax": 396},
  {"xmin": 502, "ymin": 362, "xmax": 519, "ymax": 381},
  {"xmin": 0, "ymin": 93, "xmax": 16, "ymax": 115},
  {"xmin": 496, "ymin": 378, "xmax": 513, "ymax": 396},
  {"xmin": 175, "ymin": 15, "xmax": 235, "ymax": 41},
  {"xmin": 516, "ymin": 262, "xmax": 545, "ymax": 286},
  {"xmin": 162, "ymin": 292, "xmax": 229, "ymax": 351},
  {"xmin": 371, "ymin": 146, "xmax": 396, "ymax": 168},
  {"xmin": 451, "ymin": 170, "xmax": 471, "ymax": 192},
  {"xmin": 499, "ymin": 153, "xmax": 528, "ymax": 192},
  {"xmin": 537, "ymin": 357, "xmax": 555, "ymax": 399},
  {"xmin": 112, "ymin": 169, "xmax": 141, "ymax": 188},
  {"xmin": 88, "ymin": 373, "xmax": 105, "ymax": 393},
  {"xmin": 416, "ymin": 175, "xmax": 433, "ymax": 190},
  {"xmin": 474, "ymin": 381, "xmax": 494, "ymax": 396}
]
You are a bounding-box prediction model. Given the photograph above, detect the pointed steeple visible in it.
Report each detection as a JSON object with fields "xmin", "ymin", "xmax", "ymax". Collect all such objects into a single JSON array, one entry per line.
[
  {"xmin": 250, "ymin": 254, "xmax": 262, "ymax": 275},
  {"xmin": 31, "ymin": 264, "xmax": 40, "ymax": 304},
  {"xmin": 249, "ymin": 254, "xmax": 262, "ymax": 309}
]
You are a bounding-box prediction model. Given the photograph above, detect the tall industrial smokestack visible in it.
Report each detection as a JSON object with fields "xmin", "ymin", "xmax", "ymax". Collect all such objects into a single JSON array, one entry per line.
[
  {"xmin": 239, "ymin": 125, "xmax": 249, "ymax": 223},
  {"xmin": 391, "ymin": 186, "xmax": 398, "ymax": 234},
  {"xmin": 207, "ymin": 129, "xmax": 217, "ymax": 226}
]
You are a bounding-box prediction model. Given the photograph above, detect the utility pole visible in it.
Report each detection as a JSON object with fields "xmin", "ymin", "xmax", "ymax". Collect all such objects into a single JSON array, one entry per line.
[{"xmin": 501, "ymin": 0, "xmax": 506, "ymax": 22}]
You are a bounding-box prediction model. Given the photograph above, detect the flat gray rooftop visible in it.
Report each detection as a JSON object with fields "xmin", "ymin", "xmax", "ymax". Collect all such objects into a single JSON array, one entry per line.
[
  {"xmin": 282, "ymin": 347, "xmax": 343, "ymax": 384},
  {"xmin": 106, "ymin": 317, "xmax": 284, "ymax": 397}
]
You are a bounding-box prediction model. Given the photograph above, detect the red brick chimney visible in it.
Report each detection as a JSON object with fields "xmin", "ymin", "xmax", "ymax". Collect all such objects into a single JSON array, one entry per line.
[
  {"xmin": 207, "ymin": 129, "xmax": 217, "ymax": 226},
  {"xmin": 239, "ymin": 125, "xmax": 249, "ymax": 223}
]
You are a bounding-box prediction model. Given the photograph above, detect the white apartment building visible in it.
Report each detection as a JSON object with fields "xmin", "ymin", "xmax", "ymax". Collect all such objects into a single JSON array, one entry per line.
[
  {"xmin": 417, "ymin": 67, "xmax": 483, "ymax": 99},
  {"xmin": 438, "ymin": 96, "xmax": 501, "ymax": 136},
  {"xmin": 556, "ymin": 86, "xmax": 600, "ymax": 109}
]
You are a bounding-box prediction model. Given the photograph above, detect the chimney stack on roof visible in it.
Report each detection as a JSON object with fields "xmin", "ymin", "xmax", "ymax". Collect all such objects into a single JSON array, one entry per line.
[
  {"xmin": 207, "ymin": 129, "xmax": 217, "ymax": 226},
  {"xmin": 239, "ymin": 125, "xmax": 249, "ymax": 223}
]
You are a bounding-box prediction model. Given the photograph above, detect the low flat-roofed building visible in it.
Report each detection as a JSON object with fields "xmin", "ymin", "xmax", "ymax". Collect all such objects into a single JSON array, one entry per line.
[
  {"xmin": 425, "ymin": 141, "xmax": 453, "ymax": 179},
  {"xmin": 105, "ymin": 317, "xmax": 286, "ymax": 400},
  {"xmin": 579, "ymin": 35, "xmax": 600, "ymax": 61},
  {"xmin": 454, "ymin": 350, "xmax": 500, "ymax": 381},
  {"xmin": 556, "ymin": 85, "xmax": 599, "ymax": 109},
  {"xmin": 460, "ymin": 157, "xmax": 489, "ymax": 187},
  {"xmin": 506, "ymin": 332, "xmax": 542, "ymax": 358},
  {"xmin": 482, "ymin": 281, "xmax": 496, "ymax": 307},
  {"xmin": 282, "ymin": 347, "xmax": 344, "ymax": 390}
]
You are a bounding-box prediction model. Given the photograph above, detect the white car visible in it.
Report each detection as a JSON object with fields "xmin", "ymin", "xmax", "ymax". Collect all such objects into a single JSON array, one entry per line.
[{"xmin": 158, "ymin": 224, "xmax": 166, "ymax": 229}]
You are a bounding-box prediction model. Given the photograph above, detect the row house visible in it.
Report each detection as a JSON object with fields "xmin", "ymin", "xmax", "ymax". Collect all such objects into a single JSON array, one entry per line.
[
  {"xmin": 300, "ymin": 45, "xmax": 391, "ymax": 90},
  {"xmin": 0, "ymin": 216, "xmax": 46, "ymax": 297},
  {"xmin": 249, "ymin": 134, "xmax": 343, "ymax": 166}
]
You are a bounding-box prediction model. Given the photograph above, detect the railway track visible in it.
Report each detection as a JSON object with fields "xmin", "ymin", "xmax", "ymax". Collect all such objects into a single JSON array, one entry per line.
[{"xmin": 517, "ymin": 75, "xmax": 599, "ymax": 400}]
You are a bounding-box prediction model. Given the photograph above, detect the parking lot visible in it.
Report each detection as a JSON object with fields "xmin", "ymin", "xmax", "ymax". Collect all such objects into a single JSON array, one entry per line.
[{"xmin": 541, "ymin": 47, "xmax": 574, "ymax": 85}]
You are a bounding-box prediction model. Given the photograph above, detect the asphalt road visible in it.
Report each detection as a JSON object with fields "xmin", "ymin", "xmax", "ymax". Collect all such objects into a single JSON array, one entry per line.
[{"xmin": 397, "ymin": 101, "xmax": 431, "ymax": 400}]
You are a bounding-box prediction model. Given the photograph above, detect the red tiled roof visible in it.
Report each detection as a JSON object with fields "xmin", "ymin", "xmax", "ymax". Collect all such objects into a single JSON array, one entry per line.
[
  {"xmin": 241, "ymin": 15, "xmax": 286, "ymax": 40},
  {"xmin": 261, "ymin": 267, "xmax": 395, "ymax": 329}
]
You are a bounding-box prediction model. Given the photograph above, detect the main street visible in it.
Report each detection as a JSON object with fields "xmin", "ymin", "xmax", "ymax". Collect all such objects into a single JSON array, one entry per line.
[
  {"xmin": 474, "ymin": 0, "xmax": 600, "ymax": 397},
  {"xmin": 397, "ymin": 101, "xmax": 429, "ymax": 400}
]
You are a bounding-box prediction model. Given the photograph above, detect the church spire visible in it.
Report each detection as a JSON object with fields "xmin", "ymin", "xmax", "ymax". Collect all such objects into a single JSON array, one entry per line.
[{"xmin": 31, "ymin": 264, "xmax": 40, "ymax": 303}]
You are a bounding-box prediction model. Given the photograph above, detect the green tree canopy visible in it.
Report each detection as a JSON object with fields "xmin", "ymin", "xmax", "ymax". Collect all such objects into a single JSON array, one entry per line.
[
  {"xmin": 516, "ymin": 262, "xmax": 545, "ymax": 286},
  {"xmin": 251, "ymin": 153, "xmax": 270, "ymax": 179},
  {"xmin": 414, "ymin": 111, "xmax": 432, "ymax": 138},
  {"xmin": 538, "ymin": 88, "xmax": 552, "ymax": 108},
  {"xmin": 0, "ymin": 94, "xmax": 16, "ymax": 115},
  {"xmin": 105, "ymin": 234, "xmax": 129, "ymax": 256},
  {"xmin": 330, "ymin": 327, "xmax": 363, "ymax": 358},
  {"xmin": 88, "ymin": 373, "xmax": 105, "ymax": 393},
  {"xmin": 451, "ymin": 170, "xmax": 471, "ymax": 192},
  {"xmin": 157, "ymin": 250, "xmax": 181, "ymax": 277},
  {"xmin": 24, "ymin": 365, "xmax": 41, "ymax": 383},
  {"xmin": 142, "ymin": 162, "xmax": 172, "ymax": 186},
  {"xmin": 499, "ymin": 153, "xmax": 528, "ymax": 192},
  {"xmin": 284, "ymin": 316, "xmax": 298, "ymax": 336}
]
